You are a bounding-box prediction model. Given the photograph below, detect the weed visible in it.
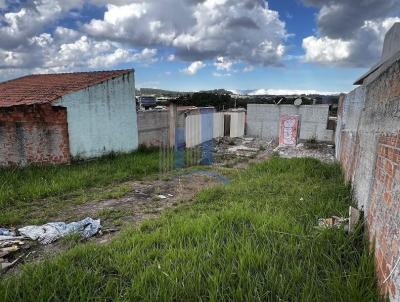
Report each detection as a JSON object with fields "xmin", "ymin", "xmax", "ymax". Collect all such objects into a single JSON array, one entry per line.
[
  {"xmin": 97, "ymin": 209, "xmax": 128, "ymax": 222},
  {"xmin": 0, "ymin": 158, "xmax": 379, "ymax": 301},
  {"xmin": 0, "ymin": 150, "xmax": 158, "ymax": 226}
]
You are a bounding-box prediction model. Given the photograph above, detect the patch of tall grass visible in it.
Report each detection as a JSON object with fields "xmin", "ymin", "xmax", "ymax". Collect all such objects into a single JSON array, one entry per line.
[
  {"xmin": 0, "ymin": 149, "xmax": 159, "ymax": 210},
  {"xmin": 0, "ymin": 158, "xmax": 379, "ymax": 301}
]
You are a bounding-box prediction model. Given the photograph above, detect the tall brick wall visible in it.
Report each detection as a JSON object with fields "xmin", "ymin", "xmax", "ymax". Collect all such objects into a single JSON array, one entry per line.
[
  {"xmin": 368, "ymin": 132, "xmax": 400, "ymax": 298},
  {"xmin": 0, "ymin": 104, "xmax": 70, "ymax": 166},
  {"xmin": 336, "ymin": 57, "xmax": 400, "ymax": 300}
]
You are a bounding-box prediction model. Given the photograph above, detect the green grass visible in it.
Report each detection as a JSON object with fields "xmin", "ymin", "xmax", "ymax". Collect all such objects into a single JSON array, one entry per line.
[
  {"xmin": 0, "ymin": 150, "xmax": 159, "ymax": 225},
  {"xmin": 0, "ymin": 158, "xmax": 379, "ymax": 301}
]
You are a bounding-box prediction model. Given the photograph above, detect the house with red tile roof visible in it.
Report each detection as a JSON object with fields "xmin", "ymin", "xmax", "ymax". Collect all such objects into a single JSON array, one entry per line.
[{"xmin": 0, "ymin": 69, "xmax": 138, "ymax": 166}]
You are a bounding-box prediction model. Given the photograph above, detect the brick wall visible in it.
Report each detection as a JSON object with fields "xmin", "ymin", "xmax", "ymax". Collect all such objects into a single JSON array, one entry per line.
[
  {"xmin": 336, "ymin": 57, "xmax": 400, "ymax": 300},
  {"xmin": 0, "ymin": 104, "xmax": 70, "ymax": 166},
  {"xmin": 368, "ymin": 132, "xmax": 400, "ymax": 298}
]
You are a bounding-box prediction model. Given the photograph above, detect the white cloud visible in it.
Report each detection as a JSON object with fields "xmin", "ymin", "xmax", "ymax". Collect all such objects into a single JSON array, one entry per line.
[
  {"xmin": 214, "ymin": 57, "xmax": 234, "ymax": 71},
  {"xmin": 181, "ymin": 61, "xmax": 206, "ymax": 75},
  {"xmin": 0, "ymin": 0, "xmax": 289, "ymax": 80},
  {"xmin": 0, "ymin": 33, "xmax": 157, "ymax": 79},
  {"xmin": 248, "ymin": 89, "xmax": 339, "ymax": 95},
  {"xmin": 0, "ymin": 0, "xmax": 84, "ymax": 50},
  {"xmin": 303, "ymin": 17, "xmax": 400, "ymax": 67},
  {"xmin": 302, "ymin": 0, "xmax": 400, "ymax": 67},
  {"xmin": 84, "ymin": 0, "xmax": 287, "ymax": 66},
  {"xmin": 302, "ymin": 36, "xmax": 351, "ymax": 63}
]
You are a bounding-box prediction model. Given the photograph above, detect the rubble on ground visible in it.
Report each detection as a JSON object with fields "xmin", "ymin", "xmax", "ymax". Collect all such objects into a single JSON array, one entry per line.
[
  {"xmin": 274, "ymin": 142, "xmax": 336, "ymax": 163},
  {"xmin": 316, "ymin": 206, "xmax": 362, "ymax": 233},
  {"xmin": 213, "ymin": 137, "xmax": 276, "ymax": 165}
]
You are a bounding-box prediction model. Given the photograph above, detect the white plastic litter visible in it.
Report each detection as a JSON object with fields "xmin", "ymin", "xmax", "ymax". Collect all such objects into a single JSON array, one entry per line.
[
  {"xmin": 18, "ymin": 217, "xmax": 101, "ymax": 245},
  {"xmin": 0, "ymin": 228, "xmax": 15, "ymax": 236}
]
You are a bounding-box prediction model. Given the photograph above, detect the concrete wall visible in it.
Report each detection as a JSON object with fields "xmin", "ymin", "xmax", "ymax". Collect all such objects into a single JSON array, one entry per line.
[
  {"xmin": 56, "ymin": 72, "xmax": 138, "ymax": 159},
  {"xmin": 0, "ymin": 105, "xmax": 70, "ymax": 166},
  {"xmin": 247, "ymin": 104, "xmax": 334, "ymax": 142},
  {"xmin": 336, "ymin": 57, "xmax": 400, "ymax": 301},
  {"xmin": 137, "ymin": 110, "xmax": 169, "ymax": 147},
  {"xmin": 225, "ymin": 110, "xmax": 245, "ymax": 138}
]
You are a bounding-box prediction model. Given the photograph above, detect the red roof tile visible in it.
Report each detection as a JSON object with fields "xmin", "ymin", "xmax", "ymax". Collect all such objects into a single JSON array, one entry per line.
[{"xmin": 0, "ymin": 69, "xmax": 133, "ymax": 107}]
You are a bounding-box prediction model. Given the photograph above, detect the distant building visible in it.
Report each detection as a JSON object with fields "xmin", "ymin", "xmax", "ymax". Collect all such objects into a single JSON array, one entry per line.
[
  {"xmin": 139, "ymin": 96, "xmax": 157, "ymax": 109},
  {"xmin": 0, "ymin": 69, "xmax": 138, "ymax": 166}
]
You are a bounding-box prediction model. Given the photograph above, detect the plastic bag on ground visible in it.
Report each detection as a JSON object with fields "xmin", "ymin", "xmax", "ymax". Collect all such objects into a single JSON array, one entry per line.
[{"xmin": 18, "ymin": 218, "xmax": 101, "ymax": 245}]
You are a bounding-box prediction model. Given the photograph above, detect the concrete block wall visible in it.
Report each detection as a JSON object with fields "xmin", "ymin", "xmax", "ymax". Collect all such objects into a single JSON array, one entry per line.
[
  {"xmin": 0, "ymin": 105, "xmax": 70, "ymax": 166},
  {"xmin": 247, "ymin": 104, "xmax": 334, "ymax": 142},
  {"xmin": 336, "ymin": 57, "xmax": 400, "ymax": 300},
  {"xmin": 137, "ymin": 110, "xmax": 169, "ymax": 147},
  {"xmin": 225, "ymin": 110, "xmax": 245, "ymax": 138}
]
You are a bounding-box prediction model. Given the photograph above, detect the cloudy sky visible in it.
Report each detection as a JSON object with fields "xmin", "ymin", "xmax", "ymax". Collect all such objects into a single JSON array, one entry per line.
[{"xmin": 0, "ymin": 0, "xmax": 399, "ymax": 93}]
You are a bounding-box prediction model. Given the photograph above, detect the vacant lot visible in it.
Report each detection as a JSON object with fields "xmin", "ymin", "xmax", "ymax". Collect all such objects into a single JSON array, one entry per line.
[
  {"xmin": 0, "ymin": 157, "xmax": 379, "ymax": 301},
  {"xmin": 0, "ymin": 150, "xmax": 159, "ymax": 225}
]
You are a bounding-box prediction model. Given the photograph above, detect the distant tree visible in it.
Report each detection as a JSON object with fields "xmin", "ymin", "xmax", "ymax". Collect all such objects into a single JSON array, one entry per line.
[{"xmin": 175, "ymin": 93, "xmax": 234, "ymax": 111}]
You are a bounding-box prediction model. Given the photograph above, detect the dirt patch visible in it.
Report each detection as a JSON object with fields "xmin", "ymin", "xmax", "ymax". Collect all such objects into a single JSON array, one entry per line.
[
  {"xmin": 1, "ymin": 173, "xmax": 224, "ymax": 274},
  {"xmin": 63, "ymin": 174, "xmax": 221, "ymax": 225}
]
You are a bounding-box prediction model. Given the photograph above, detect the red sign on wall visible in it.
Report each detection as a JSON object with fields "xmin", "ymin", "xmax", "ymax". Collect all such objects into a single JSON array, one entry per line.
[{"xmin": 279, "ymin": 115, "xmax": 300, "ymax": 146}]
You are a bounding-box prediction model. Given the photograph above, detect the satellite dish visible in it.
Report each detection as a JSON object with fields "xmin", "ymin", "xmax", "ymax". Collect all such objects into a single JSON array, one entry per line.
[{"xmin": 294, "ymin": 98, "xmax": 302, "ymax": 106}]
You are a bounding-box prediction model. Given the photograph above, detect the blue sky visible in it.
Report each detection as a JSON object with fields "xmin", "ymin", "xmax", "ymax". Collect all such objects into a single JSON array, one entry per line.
[{"xmin": 0, "ymin": 0, "xmax": 399, "ymax": 94}]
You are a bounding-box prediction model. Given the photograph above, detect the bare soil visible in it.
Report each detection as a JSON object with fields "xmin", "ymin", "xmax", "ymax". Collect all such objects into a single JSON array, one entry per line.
[{"xmin": 2, "ymin": 173, "xmax": 224, "ymax": 274}]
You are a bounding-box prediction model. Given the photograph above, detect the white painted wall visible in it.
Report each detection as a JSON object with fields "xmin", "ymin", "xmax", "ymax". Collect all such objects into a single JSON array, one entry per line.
[
  {"xmin": 55, "ymin": 71, "xmax": 138, "ymax": 158},
  {"xmin": 185, "ymin": 113, "xmax": 202, "ymax": 148},
  {"xmin": 185, "ymin": 112, "xmax": 225, "ymax": 148},
  {"xmin": 213, "ymin": 112, "xmax": 224, "ymax": 138}
]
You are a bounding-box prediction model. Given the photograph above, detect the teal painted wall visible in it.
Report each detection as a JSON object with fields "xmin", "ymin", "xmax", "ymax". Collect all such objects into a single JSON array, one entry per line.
[{"xmin": 55, "ymin": 71, "xmax": 138, "ymax": 159}]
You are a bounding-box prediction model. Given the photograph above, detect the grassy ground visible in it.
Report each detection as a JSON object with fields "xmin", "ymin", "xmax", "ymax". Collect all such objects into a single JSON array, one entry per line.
[
  {"xmin": 0, "ymin": 157, "xmax": 379, "ymax": 301},
  {"xmin": 0, "ymin": 149, "xmax": 159, "ymax": 225}
]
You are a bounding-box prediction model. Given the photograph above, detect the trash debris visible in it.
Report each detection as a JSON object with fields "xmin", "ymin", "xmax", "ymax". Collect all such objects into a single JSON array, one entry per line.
[
  {"xmin": 0, "ymin": 228, "xmax": 15, "ymax": 236},
  {"xmin": 227, "ymin": 145, "xmax": 259, "ymax": 157},
  {"xmin": 1, "ymin": 255, "xmax": 23, "ymax": 271},
  {"xmin": 274, "ymin": 142, "xmax": 336, "ymax": 163},
  {"xmin": 157, "ymin": 195, "xmax": 167, "ymax": 199},
  {"xmin": 18, "ymin": 217, "xmax": 101, "ymax": 245},
  {"xmin": 317, "ymin": 216, "xmax": 348, "ymax": 229},
  {"xmin": 243, "ymin": 137, "xmax": 255, "ymax": 143},
  {"xmin": 317, "ymin": 206, "xmax": 362, "ymax": 233},
  {"xmin": 0, "ymin": 236, "xmax": 30, "ymax": 273}
]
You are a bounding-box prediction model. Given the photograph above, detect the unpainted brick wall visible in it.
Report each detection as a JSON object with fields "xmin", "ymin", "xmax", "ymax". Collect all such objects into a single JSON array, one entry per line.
[
  {"xmin": 368, "ymin": 132, "xmax": 400, "ymax": 298},
  {"xmin": 0, "ymin": 104, "xmax": 70, "ymax": 166},
  {"xmin": 337, "ymin": 58, "xmax": 400, "ymax": 300}
]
